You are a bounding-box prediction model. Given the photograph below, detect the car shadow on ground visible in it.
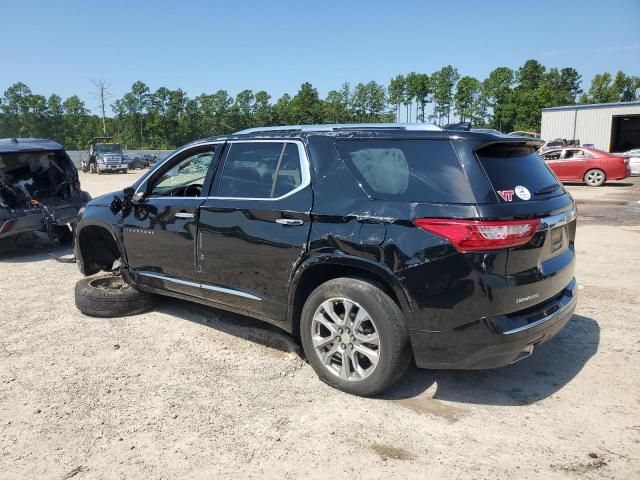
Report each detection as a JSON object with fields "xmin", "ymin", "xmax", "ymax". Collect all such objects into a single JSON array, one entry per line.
[
  {"xmin": 382, "ymin": 314, "xmax": 599, "ymax": 407},
  {"xmin": 564, "ymin": 181, "xmax": 635, "ymax": 188},
  {"xmin": 154, "ymin": 298, "xmax": 302, "ymax": 355},
  {"xmin": 154, "ymin": 298, "xmax": 598, "ymax": 407},
  {"xmin": 0, "ymin": 237, "xmax": 73, "ymax": 264}
]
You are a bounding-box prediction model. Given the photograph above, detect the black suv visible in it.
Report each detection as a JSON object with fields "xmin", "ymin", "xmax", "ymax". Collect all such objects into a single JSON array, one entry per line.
[
  {"xmin": 1, "ymin": 138, "xmax": 89, "ymax": 246},
  {"xmin": 74, "ymin": 124, "xmax": 577, "ymax": 396}
]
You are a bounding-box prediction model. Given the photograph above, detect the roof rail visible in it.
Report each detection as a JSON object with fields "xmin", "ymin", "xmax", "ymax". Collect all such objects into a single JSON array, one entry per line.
[
  {"xmin": 235, "ymin": 123, "xmax": 442, "ymax": 135},
  {"xmin": 444, "ymin": 122, "xmax": 471, "ymax": 131}
]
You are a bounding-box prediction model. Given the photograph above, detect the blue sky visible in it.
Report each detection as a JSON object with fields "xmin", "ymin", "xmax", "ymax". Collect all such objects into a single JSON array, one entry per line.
[{"xmin": 1, "ymin": 0, "xmax": 639, "ymax": 113}]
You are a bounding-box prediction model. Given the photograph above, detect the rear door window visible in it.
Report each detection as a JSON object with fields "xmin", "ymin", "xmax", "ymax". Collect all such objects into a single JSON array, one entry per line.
[
  {"xmin": 541, "ymin": 150, "xmax": 562, "ymax": 160},
  {"xmin": 217, "ymin": 142, "xmax": 304, "ymax": 199},
  {"xmin": 476, "ymin": 144, "xmax": 562, "ymax": 200},
  {"xmin": 335, "ymin": 139, "xmax": 475, "ymax": 203}
]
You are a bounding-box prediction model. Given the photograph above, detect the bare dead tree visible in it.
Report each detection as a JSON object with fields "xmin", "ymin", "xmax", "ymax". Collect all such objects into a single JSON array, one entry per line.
[{"xmin": 90, "ymin": 79, "xmax": 112, "ymax": 135}]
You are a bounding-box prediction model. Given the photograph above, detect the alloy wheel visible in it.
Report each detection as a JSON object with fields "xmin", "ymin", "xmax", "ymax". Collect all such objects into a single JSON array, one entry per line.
[
  {"xmin": 585, "ymin": 170, "xmax": 604, "ymax": 186},
  {"xmin": 311, "ymin": 298, "xmax": 380, "ymax": 381}
]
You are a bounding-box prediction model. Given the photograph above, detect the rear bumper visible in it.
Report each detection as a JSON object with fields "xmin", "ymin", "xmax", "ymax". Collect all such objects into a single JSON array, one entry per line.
[
  {"xmin": 0, "ymin": 204, "xmax": 81, "ymax": 239},
  {"xmin": 409, "ymin": 278, "xmax": 577, "ymax": 369}
]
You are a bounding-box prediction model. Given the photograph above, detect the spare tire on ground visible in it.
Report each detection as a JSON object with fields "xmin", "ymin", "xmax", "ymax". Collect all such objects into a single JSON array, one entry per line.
[{"xmin": 75, "ymin": 274, "xmax": 157, "ymax": 317}]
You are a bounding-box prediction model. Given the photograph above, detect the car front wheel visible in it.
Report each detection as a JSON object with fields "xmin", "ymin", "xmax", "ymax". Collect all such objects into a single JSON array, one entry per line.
[{"xmin": 300, "ymin": 277, "xmax": 411, "ymax": 396}]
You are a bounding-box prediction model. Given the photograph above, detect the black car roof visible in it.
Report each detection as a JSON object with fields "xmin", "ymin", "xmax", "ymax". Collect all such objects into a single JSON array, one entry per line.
[{"xmin": 0, "ymin": 138, "xmax": 63, "ymax": 153}]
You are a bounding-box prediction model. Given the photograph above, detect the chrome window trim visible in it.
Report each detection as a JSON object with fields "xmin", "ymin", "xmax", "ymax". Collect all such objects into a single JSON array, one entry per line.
[
  {"xmin": 135, "ymin": 141, "xmax": 225, "ymax": 196},
  {"xmin": 136, "ymin": 271, "xmax": 261, "ymax": 301},
  {"xmin": 209, "ymin": 139, "xmax": 311, "ymax": 202},
  {"xmin": 136, "ymin": 139, "xmax": 311, "ymax": 202}
]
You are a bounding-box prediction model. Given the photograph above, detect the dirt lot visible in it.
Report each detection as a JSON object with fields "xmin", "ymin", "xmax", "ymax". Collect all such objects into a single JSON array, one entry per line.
[{"xmin": 1, "ymin": 172, "xmax": 639, "ymax": 479}]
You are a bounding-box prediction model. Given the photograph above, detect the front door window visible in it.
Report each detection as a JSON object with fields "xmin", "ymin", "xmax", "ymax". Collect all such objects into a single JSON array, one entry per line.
[{"xmin": 151, "ymin": 151, "xmax": 214, "ymax": 198}]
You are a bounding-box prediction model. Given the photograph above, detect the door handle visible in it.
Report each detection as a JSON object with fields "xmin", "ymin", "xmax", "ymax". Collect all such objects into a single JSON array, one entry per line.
[
  {"xmin": 175, "ymin": 212, "xmax": 194, "ymax": 219},
  {"xmin": 275, "ymin": 218, "xmax": 303, "ymax": 226}
]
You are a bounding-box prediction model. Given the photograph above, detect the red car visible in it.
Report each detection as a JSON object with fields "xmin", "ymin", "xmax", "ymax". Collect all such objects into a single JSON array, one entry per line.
[{"xmin": 540, "ymin": 147, "xmax": 630, "ymax": 186}]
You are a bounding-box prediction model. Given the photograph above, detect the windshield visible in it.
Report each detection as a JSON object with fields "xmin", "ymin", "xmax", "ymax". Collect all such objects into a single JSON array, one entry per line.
[{"xmin": 96, "ymin": 144, "xmax": 122, "ymax": 154}]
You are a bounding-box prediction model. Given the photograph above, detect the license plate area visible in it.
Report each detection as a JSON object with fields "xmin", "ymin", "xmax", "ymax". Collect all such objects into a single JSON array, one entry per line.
[{"xmin": 550, "ymin": 226, "xmax": 564, "ymax": 253}]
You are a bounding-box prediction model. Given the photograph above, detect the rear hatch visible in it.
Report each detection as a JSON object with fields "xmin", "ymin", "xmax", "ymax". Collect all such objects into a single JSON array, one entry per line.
[
  {"xmin": 335, "ymin": 136, "xmax": 576, "ymax": 315},
  {"xmin": 0, "ymin": 149, "xmax": 82, "ymax": 213},
  {"xmin": 472, "ymin": 142, "xmax": 576, "ymax": 314}
]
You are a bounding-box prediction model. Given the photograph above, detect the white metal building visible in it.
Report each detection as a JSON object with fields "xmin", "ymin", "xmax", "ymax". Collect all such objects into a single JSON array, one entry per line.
[{"xmin": 540, "ymin": 101, "xmax": 640, "ymax": 152}]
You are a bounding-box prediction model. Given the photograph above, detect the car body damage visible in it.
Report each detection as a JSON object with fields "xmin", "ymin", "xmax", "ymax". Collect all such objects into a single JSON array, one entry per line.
[
  {"xmin": 75, "ymin": 125, "xmax": 578, "ymax": 395},
  {"xmin": 0, "ymin": 138, "xmax": 90, "ymax": 243}
]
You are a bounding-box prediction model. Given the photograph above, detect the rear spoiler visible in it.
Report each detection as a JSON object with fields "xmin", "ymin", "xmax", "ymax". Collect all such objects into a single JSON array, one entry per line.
[{"xmin": 476, "ymin": 137, "xmax": 545, "ymax": 151}]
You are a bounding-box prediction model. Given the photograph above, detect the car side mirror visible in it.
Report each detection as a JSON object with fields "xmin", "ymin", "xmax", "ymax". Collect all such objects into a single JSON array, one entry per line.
[
  {"xmin": 132, "ymin": 192, "xmax": 145, "ymax": 204},
  {"xmin": 123, "ymin": 186, "xmax": 145, "ymax": 204}
]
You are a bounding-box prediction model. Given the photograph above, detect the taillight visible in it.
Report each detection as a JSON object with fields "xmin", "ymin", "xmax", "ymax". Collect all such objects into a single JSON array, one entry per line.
[
  {"xmin": 0, "ymin": 219, "xmax": 15, "ymax": 235},
  {"xmin": 414, "ymin": 218, "xmax": 541, "ymax": 252}
]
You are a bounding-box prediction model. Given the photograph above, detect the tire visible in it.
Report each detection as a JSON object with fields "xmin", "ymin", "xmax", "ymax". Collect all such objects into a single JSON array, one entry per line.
[
  {"xmin": 300, "ymin": 277, "xmax": 411, "ymax": 396},
  {"xmin": 51, "ymin": 225, "xmax": 74, "ymax": 245},
  {"xmin": 584, "ymin": 168, "xmax": 606, "ymax": 186},
  {"xmin": 75, "ymin": 274, "xmax": 157, "ymax": 317}
]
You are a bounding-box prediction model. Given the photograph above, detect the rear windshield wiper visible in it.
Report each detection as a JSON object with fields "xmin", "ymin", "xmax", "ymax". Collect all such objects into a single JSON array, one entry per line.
[{"xmin": 534, "ymin": 184, "xmax": 561, "ymax": 196}]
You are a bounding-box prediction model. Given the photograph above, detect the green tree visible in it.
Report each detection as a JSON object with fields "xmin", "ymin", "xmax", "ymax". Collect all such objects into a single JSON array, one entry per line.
[
  {"xmin": 431, "ymin": 66, "xmax": 460, "ymax": 125},
  {"xmin": 324, "ymin": 83, "xmax": 351, "ymax": 123},
  {"xmin": 387, "ymin": 75, "xmax": 406, "ymax": 122},
  {"xmin": 290, "ymin": 83, "xmax": 323, "ymax": 124},
  {"xmin": 612, "ymin": 71, "xmax": 640, "ymax": 102},
  {"xmin": 454, "ymin": 76, "xmax": 482, "ymax": 124},
  {"xmin": 581, "ymin": 73, "xmax": 618, "ymax": 104},
  {"xmin": 350, "ymin": 81, "xmax": 387, "ymax": 122},
  {"xmin": 482, "ymin": 67, "xmax": 514, "ymax": 131},
  {"xmin": 166, "ymin": 89, "xmax": 188, "ymax": 145},
  {"xmin": 560, "ymin": 68, "xmax": 583, "ymax": 101},
  {"xmin": 516, "ymin": 59, "xmax": 546, "ymax": 91},
  {"xmin": 1, "ymin": 82, "xmax": 32, "ymax": 136},
  {"xmin": 47, "ymin": 94, "xmax": 65, "ymax": 143},
  {"xmin": 131, "ymin": 81, "xmax": 150, "ymax": 147},
  {"xmin": 274, "ymin": 93, "xmax": 293, "ymax": 125},
  {"xmin": 62, "ymin": 95, "xmax": 91, "ymax": 149},
  {"xmin": 253, "ymin": 90, "xmax": 273, "ymax": 126},
  {"xmin": 412, "ymin": 74, "xmax": 431, "ymax": 122},
  {"xmin": 512, "ymin": 60, "xmax": 547, "ymax": 132},
  {"xmin": 405, "ymin": 72, "xmax": 420, "ymax": 122},
  {"xmin": 24, "ymin": 94, "xmax": 49, "ymax": 138},
  {"xmin": 540, "ymin": 68, "xmax": 581, "ymax": 107}
]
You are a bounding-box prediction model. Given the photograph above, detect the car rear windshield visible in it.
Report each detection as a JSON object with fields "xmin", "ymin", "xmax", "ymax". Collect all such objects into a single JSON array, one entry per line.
[
  {"xmin": 476, "ymin": 144, "xmax": 562, "ymax": 199},
  {"xmin": 335, "ymin": 139, "xmax": 475, "ymax": 203}
]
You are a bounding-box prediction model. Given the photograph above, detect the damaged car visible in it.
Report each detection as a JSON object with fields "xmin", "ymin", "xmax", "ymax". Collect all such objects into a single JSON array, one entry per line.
[
  {"xmin": 74, "ymin": 124, "xmax": 577, "ymax": 396},
  {"xmin": 0, "ymin": 138, "xmax": 90, "ymax": 246}
]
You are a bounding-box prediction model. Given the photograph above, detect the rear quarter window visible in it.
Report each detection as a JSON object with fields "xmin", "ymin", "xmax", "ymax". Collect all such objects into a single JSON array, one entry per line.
[
  {"xmin": 335, "ymin": 139, "xmax": 475, "ymax": 203},
  {"xmin": 476, "ymin": 144, "xmax": 562, "ymax": 200}
]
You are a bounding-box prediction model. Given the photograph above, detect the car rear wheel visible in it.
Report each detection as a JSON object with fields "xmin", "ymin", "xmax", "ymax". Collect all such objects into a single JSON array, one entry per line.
[
  {"xmin": 75, "ymin": 274, "xmax": 157, "ymax": 317},
  {"xmin": 300, "ymin": 277, "xmax": 411, "ymax": 396},
  {"xmin": 584, "ymin": 168, "xmax": 606, "ymax": 186}
]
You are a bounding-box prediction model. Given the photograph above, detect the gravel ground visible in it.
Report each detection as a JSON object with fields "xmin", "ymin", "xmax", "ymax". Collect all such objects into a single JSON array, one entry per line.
[{"xmin": 1, "ymin": 172, "xmax": 639, "ymax": 479}]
